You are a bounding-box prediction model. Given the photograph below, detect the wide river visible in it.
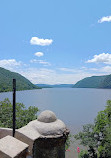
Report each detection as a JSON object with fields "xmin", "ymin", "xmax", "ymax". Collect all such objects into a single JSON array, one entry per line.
[{"xmin": 0, "ymin": 88, "xmax": 111, "ymax": 133}]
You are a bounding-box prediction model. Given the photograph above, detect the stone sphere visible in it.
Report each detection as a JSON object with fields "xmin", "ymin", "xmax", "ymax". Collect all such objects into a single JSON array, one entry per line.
[
  {"xmin": 27, "ymin": 110, "xmax": 67, "ymax": 136},
  {"xmin": 38, "ymin": 110, "xmax": 57, "ymax": 123}
]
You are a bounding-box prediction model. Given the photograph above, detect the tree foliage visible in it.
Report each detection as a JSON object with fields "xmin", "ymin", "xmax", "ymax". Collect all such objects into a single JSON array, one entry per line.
[
  {"xmin": 65, "ymin": 134, "xmax": 74, "ymax": 150},
  {"xmin": 74, "ymin": 100, "xmax": 111, "ymax": 157},
  {"xmin": 0, "ymin": 98, "xmax": 39, "ymax": 129}
]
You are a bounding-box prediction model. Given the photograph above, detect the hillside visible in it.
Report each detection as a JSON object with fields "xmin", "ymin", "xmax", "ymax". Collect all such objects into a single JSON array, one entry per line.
[
  {"xmin": 36, "ymin": 84, "xmax": 53, "ymax": 88},
  {"xmin": 99, "ymin": 75, "xmax": 111, "ymax": 88},
  {"xmin": 73, "ymin": 75, "xmax": 107, "ymax": 88},
  {"xmin": 0, "ymin": 67, "xmax": 40, "ymax": 92}
]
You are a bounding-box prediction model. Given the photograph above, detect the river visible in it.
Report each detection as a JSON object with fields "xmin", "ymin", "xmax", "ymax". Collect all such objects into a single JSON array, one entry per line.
[{"xmin": 0, "ymin": 88, "xmax": 111, "ymax": 133}]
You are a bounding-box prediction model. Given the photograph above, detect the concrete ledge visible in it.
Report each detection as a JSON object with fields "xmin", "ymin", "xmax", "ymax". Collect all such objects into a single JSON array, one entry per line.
[{"xmin": 0, "ymin": 135, "xmax": 29, "ymax": 158}]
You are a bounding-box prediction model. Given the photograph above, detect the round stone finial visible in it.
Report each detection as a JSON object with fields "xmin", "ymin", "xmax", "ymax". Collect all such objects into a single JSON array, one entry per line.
[
  {"xmin": 38, "ymin": 110, "xmax": 57, "ymax": 123},
  {"xmin": 28, "ymin": 110, "xmax": 68, "ymax": 136}
]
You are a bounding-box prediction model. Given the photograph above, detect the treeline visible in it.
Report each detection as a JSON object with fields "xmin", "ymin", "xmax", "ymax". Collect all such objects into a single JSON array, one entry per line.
[{"xmin": 0, "ymin": 67, "xmax": 40, "ymax": 92}]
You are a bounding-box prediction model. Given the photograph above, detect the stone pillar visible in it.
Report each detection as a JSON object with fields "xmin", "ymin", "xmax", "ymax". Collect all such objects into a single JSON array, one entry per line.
[
  {"xmin": 33, "ymin": 110, "xmax": 69, "ymax": 158},
  {"xmin": 16, "ymin": 110, "xmax": 69, "ymax": 158}
]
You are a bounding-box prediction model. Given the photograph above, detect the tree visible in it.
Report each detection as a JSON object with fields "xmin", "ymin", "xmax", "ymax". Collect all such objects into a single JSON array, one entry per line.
[
  {"xmin": 78, "ymin": 150, "xmax": 89, "ymax": 158},
  {"xmin": 94, "ymin": 100, "xmax": 111, "ymax": 157},
  {"xmin": 0, "ymin": 98, "xmax": 39, "ymax": 129},
  {"xmin": 74, "ymin": 124, "xmax": 97, "ymax": 157},
  {"xmin": 74, "ymin": 100, "xmax": 111, "ymax": 158},
  {"xmin": 65, "ymin": 134, "xmax": 74, "ymax": 150}
]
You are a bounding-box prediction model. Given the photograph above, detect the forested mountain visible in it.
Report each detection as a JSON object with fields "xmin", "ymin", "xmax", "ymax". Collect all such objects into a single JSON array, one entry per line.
[
  {"xmin": 73, "ymin": 75, "xmax": 111, "ymax": 88},
  {"xmin": 0, "ymin": 67, "xmax": 40, "ymax": 92},
  {"xmin": 99, "ymin": 75, "xmax": 111, "ymax": 88}
]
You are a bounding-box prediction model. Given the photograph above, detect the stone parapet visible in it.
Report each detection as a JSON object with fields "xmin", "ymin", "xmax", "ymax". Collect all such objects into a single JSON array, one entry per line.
[
  {"xmin": 0, "ymin": 128, "xmax": 12, "ymax": 139},
  {"xmin": 0, "ymin": 110, "xmax": 70, "ymax": 158},
  {"xmin": 17, "ymin": 110, "xmax": 69, "ymax": 158}
]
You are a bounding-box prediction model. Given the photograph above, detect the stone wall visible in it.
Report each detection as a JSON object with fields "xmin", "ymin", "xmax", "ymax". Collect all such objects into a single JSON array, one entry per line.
[{"xmin": 0, "ymin": 128, "xmax": 12, "ymax": 139}]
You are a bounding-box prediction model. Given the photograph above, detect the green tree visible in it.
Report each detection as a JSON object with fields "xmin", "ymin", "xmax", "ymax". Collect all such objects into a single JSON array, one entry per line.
[
  {"xmin": 78, "ymin": 150, "xmax": 89, "ymax": 158},
  {"xmin": 0, "ymin": 98, "xmax": 39, "ymax": 129},
  {"xmin": 65, "ymin": 134, "xmax": 74, "ymax": 150},
  {"xmin": 74, "ymin": 100, "xmax": 111, "ymax": 158},
  {"xmin": 94, "ymin": 100, "xmax": 111, "ymax": 158},
  {"xmin": 74, "ymin": 124, "xmax": 97, "ymax": 157}
]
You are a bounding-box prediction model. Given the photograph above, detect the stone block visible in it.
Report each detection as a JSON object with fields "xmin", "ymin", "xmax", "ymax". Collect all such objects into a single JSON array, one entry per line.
[{"xmin": 0, "ymin": 135, "xmax": 29, "ymax": 158}]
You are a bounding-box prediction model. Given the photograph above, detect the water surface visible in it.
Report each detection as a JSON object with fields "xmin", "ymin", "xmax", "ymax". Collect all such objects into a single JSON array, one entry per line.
[{"xmin": 0, "ymin": 88, "xmax": 111, "ymax": 133}]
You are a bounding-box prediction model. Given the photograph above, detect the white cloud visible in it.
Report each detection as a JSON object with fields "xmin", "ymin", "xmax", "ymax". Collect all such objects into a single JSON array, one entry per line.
[
  {"xmin": 1, "ymin": 59, "xmax": 111, "ymax": 85},
  {"xmin": 0, "ymin": 59, "xmax": 22, "ymax": 71},
  {"xmin": 89, "ymin": 68, "xmax": 98, "ymax": 71},
  {"xmin": 99, "ymin": 66, "xmax": 111, "ymax": 73},
  {"xmin": 35, "ymin": 52, "xmax": 44, "ymax": 57},
  {"xmin": 98, "ymin": 16, "xmax": 111, "ymax": 23},
  {"xmin": 59, "ymin": 67, "xmax": 82, "ymax": 73},
  {"xmin": 19, "ymin": 65, "xmax": 111, "ymax": 84},
  {"xmin": 30, "ymin": 37, "xmax": 53, "ymax": 46},
  {"xmin": 20, "ymin": 67, "xmax": 97, "ymax": 84},
  {"xmin": 86, "ymin": 53, "xmax": 111, "ymax": 64},
  {"xmin": 30, "ymin": 59, "xmax": 51, "ymax": 66}
]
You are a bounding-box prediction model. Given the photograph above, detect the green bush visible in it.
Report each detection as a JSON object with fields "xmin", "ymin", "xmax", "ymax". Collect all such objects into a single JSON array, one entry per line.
[
  {"xmin": 0, "ymin": 98, "xmax": 39, "ymax": 129},
  {"xmin": 79, "ymin": 150, "xmax": 89, "ymax": 158}
]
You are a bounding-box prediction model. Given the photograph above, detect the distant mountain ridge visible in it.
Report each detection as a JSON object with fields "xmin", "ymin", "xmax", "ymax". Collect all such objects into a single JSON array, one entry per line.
[
  {"xmin": 36, "ymin": 84, "xmax": 73, "ymax": 88},
  {"xmin": 73, "ymin": 75, "xmax": 111, "ymax": 88},
  {"xmin": 0, "ymin": 67, "xmax": 40, "ymax": 92}
]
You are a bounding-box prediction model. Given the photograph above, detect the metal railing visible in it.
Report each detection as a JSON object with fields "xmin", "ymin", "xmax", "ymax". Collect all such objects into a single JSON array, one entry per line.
[
  {"xmin": 0, "ymin": 79, "xmax": 16, "ymax": 137},
  {"xmin": 13, "ymin": 79, "xmax": 16, "ymax": 137}
]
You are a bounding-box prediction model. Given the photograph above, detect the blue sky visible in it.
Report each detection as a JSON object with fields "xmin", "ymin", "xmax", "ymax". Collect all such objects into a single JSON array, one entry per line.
[{"xmin": 0, "ymin": 0, "xmax": 111, "ymax": 84}]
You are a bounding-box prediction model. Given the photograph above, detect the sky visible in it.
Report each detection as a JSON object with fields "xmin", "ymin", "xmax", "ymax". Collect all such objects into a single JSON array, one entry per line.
[{"xmin": 0, "ymin": 0, "xmax": 111, "ymax": 84}]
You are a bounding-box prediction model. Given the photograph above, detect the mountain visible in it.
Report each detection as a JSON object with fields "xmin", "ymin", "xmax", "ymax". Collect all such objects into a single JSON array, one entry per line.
[
  {"xmin": 73, "ymin": 75, "xmax": 107, "ymax": 88},
  {"xmin": 99, "ymin": 75, "xmax": 111, "ymax": 88},
  {"xmin": 36, "ymin": 84, "xmax": 53, "ymax": 88},
  {"xmin": 0, "ymin": 67, "xmax": 40, "ymax": 92},
  {"xmin": 36, "ymin": 84, "xmax": 73, "ymax": 88},
  {"xmin": 51, "ymin": 84, "xmax": 73, "ymax": 88}
]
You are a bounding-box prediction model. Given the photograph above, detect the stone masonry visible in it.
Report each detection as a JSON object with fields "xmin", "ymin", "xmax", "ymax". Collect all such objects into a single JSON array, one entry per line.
[{"xmin": 0, "ymin": 110, "xmax": 69, "ymax": 158}]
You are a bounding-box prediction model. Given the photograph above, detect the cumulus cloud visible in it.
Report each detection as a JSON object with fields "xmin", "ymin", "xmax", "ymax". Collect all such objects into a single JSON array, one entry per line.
[
  {"xmin": 86, "ymin": 53, "xmax": 111, "ymax": 64},
  {"xmin": 30, "ymin": 37, "xmax": 53, "ymax": 46},
  {"xmin": 30, "ymin": 59, "xmax": 51, "ymax": 66},
  {"xmin": 0, "ymin": 59, "xmax": 22, "ymax": 70},
  {"xmin": 35, "ymin": 52, "xmax": 44, "ymax": 57},
  {"xmin": 98, "ymin": 16, "xmax": 111, "ymax": 23}
]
